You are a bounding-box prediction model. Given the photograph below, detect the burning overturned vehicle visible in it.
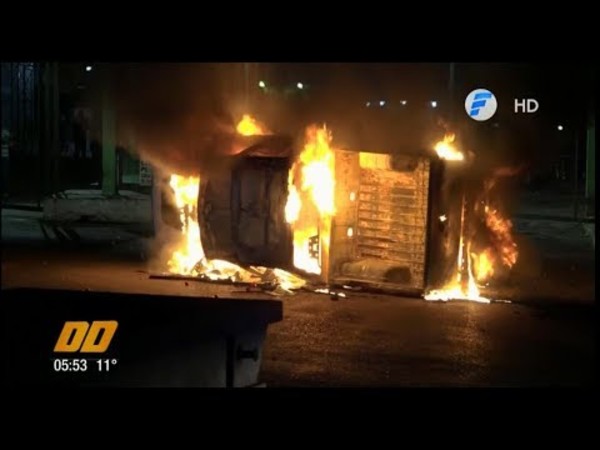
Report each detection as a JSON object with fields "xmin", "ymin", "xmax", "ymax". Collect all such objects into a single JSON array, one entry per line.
[
  {"xmin": 153, "ymin": 114, "xmax": 521, "ymax": 304},
  {"xmin": 2, "ymin": 62, "xmax": 594, "ymax": 388}
]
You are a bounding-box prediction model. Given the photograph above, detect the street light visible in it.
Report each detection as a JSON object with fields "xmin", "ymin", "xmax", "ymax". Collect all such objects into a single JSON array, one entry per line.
[
  {"xmin": 430, "ymin": 100, "xmax": 438, "ymax": 108},
  {"xmin": 85, "ymin": 65, "xmax": 93, "ymax": 72},
  {"xmin": 258, "ymin": 80, "xmax": 266, "ymax": 88},
  {"xmin": 366, "ymin": 102, "xmax": 371, "ymax": 107},
  {"xmin": 557, "ymin": 125, "xmax": 564, "ymax": 131},
  {"xmin": 297, "ymin": 82, "xmax": 304, "ymax": 89},
  {"xmin": 379, "ymin": 100, "xmax": 386, "ymax": 107},
  {"xmin": 400, "ymin": 100, "xmax": 407, "ymax": 106}
]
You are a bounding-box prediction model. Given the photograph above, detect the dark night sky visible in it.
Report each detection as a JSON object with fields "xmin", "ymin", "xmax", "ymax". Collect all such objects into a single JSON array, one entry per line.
[
  {"xmin": 60, "ymin": 62, "xmax": 592, "ymax": 176},
  {"xmin": 67, "ymin": 62, "xmax": 591, "ymax": 133},
  {"xmin": 271, "ymin": 62, "xmax": 592, "ymax": 121}
]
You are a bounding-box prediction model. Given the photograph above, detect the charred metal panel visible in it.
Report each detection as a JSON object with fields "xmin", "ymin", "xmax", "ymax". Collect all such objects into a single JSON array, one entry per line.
[
  {"xmin": 231, "ymin": 156, "xmax": 292, "ymax": 267},
  {"xmin": 199, "ymin": 137, "xmax": 293, "ymax": 268},
  {"xmin": 198, "ymin": 167, "xmax": 236, "ymax": 260},
  {"xmin": 330, "ymin": 151, "xmax": 432, "ymax": 294}
]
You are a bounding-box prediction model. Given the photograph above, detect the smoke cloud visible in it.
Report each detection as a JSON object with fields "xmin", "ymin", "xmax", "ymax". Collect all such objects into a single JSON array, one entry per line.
[
  {"xmin": 111, "ymin": 63, "xmax": 254, "ymax": 178},
  {"xmin": 107, "ymin": 63, "xmax": 457, "ymax": 178}
]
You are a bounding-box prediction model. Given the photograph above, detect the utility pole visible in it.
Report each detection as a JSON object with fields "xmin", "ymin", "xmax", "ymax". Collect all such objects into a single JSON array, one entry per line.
[{"xmin": 40, "ymin": 62, "xmax": 60, "ymax": 198}]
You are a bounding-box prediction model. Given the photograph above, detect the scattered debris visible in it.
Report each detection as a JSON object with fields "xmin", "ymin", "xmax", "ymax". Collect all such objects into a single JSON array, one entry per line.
[
  {"xmin": 267, "ymin": 285, "xmax": 295, "ymax": 296},
  {"xmin": 150, "ymin": 263, "xmax": 306, "ymax": 297},
  {"xmin": 313, "ymin": 287, "xmax": 348, "ymax": 299}
]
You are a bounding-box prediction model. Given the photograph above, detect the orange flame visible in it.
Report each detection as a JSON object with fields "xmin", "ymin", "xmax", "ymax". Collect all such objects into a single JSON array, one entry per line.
[
  {"xmin": 236, "ymin": 114, "xmax": 270, "ymax": 136},
  {"xmin": 425, "ymin": 193, "xmax": 491, "ymax": 303},
  {"xmin": 472, "ymin": 247, "xmax": 495, "ymax": 282},
  {"xmin": 434, "ymin": 133, "xmax": 464, "ymax": 161},
  {"xmin": 484, "ymin": 205, "xmax": 519, "ymax": 268},
  {"xmin": 285, "ymin": 183, "xmax": 301, "ymax": 224},
  {"xmin": 167, "ymin": 175, "xmax": 204, "ymax": 275},
  {"xmin": 425, "ymin": 133, "xmax": 489, "ymax": 302},
  {"xmin": 285, "ymin": 125, "xmax": 336, "ymax": 275},
  {"xmin": 427, "ymin": 201, "xmax": 519, "ymax": 301}
]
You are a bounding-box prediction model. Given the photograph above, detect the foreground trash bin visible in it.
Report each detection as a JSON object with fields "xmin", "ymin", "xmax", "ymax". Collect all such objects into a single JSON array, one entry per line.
[{"xmin": 1, "ymin": 288, "xmax": 283, "ymax": 387}]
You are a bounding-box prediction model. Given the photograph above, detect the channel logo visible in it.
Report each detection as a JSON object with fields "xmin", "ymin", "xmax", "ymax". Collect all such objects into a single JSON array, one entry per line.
[
  {"xmin": 54, "ymin": 321, "xmax": 118, "ymax": 353},
  {"xmin": 465, "ymin": 88, "xmax": 497, "ymax": 121}
]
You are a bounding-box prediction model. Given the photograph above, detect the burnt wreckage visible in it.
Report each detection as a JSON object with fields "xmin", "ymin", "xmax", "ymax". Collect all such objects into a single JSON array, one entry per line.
[{"xmin": 177, "ymin": 132, "xmax": 451, "ymax": 296}]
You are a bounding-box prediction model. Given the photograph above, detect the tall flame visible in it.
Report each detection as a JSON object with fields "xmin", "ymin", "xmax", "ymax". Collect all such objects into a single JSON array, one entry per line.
[
  {"xmin": 298, "ymin": 126, "xmax": 336, "ymax": 217},
  {"xmin": 484, "ymin": 205, "xmax": 518, "ymax": 268},
  {"xmin": 424, "ymin": 193, "xmax": 490, "ymax": 303},
  {"xmin": 425, "ymin": 135, "xmax": 520, "ymax": 303},
  {"xmin": 425, "ymin": 134, "xmax": 488, "ymax": 303},
  {"xmin": 236, "ymin": 114, "xmax": 269, "ymax": 136},
  {"xmin": 167, "ymin": 175, "xmax": 204, "ymax": 274},
  {"xmin": 285, "ymin": 125, "xmax": 336, "ymax": 275}
]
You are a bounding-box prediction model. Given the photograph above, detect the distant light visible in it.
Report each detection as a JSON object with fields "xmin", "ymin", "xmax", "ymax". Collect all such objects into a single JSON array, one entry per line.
[
  {"xmin": 366, "ymin": 102, "xmax": 371, "ymax": 107},
  {"xmin": 258, "ymin": 80, "xmax": 266, "ymax": 88},
  {"xmin": 297, "ymin": 82, "xmax": 304, "ymax": 89},
  {"xmin": 439, "ymin": 214, "xmax": 447, "ymax": 222},
  {"xmin": 347, "ymin": 227, "xmax": 354, "ymax": 238},
  {"xmin": 400, "ymin": 100, "xmax": 407, "ymax": 105},
  {"xmin": 379, "ymin": 100, "xmax": 385, "ymax": 107},
  {"xmin": 431, "ymin": 101, "xmax": 438, "ymax": 108},
  {"xmin": 85, "ymin": 65, "xmax": 93, "ymax": 72},
  {"xmin": 557, "ymin": 125, "xmax": 564, "ymax": 131}
]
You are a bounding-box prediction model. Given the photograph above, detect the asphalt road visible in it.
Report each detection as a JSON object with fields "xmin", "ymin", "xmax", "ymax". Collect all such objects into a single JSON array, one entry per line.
[{"xmin": 1, "ymin": 239, "xmax": 594, "ymax": 387}]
